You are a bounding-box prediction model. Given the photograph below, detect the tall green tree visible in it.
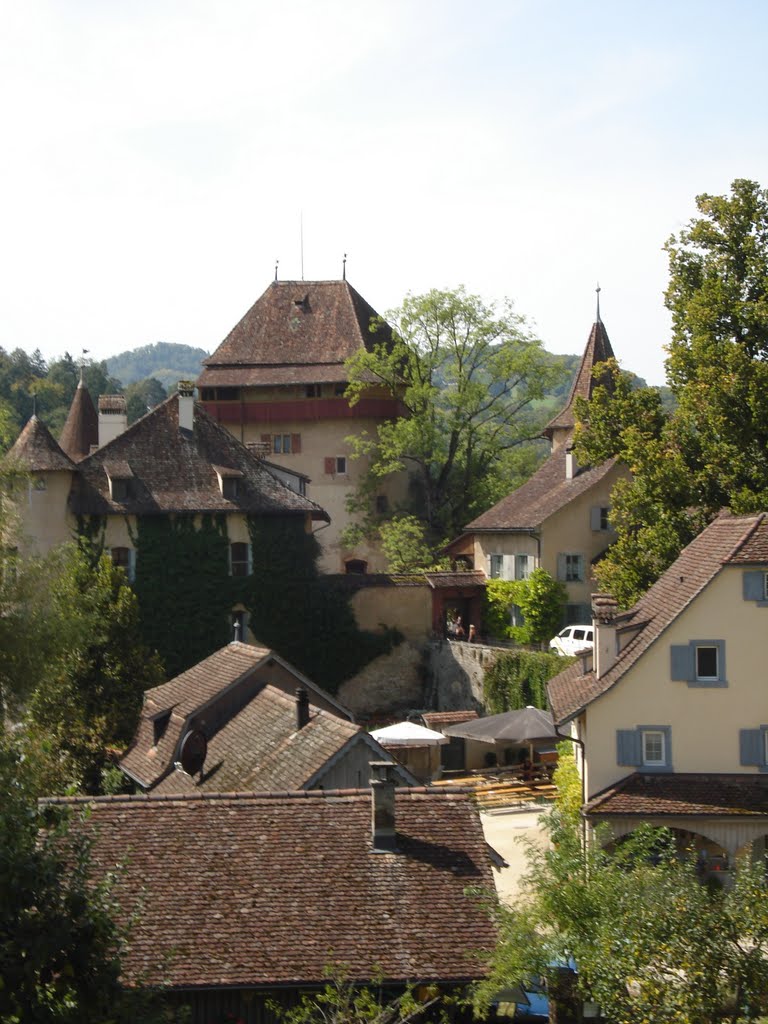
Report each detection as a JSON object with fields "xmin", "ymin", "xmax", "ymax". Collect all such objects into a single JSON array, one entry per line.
[
  {"xmin": 25, "ymin": 546, "xmax": 165, "ymax": 793},
  {"xmin": 344, "ymin": 287, "xmax": 564, "ymax": 551},
  {"xmin": 473, "ymin": 749, "xmax": 768, "ymax": 1024},
  {"xmin": 575, "ymin": 180, "xmax": 768, "ymax": 606}
]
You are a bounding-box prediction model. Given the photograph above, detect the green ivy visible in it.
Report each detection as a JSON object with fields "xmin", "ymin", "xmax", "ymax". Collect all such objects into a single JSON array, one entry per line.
[
  {"xmin": 483, "ymin": 569, "xmax": 567, "ymax": 644},
  {"xmin": 89, "ymin": 513, "xmax": 404, "ymax": 692},
  {"xmin": 483, "ymin": 649, "xmax": 572, "ymax": 714}
]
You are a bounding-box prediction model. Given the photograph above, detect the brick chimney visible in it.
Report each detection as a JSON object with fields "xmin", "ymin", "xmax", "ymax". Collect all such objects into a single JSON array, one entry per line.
[
  {"xmin": 592, "ymin": 593, "xmax": 619, "ymax": 678},
  {"xmin": 370, "ymin": 761, "xmax": 398, "ymax": 852},
  {"xmin": 177, "ymin": 381, "xmax": 195, "ymax": 432},
  {"xmin": 296, "ymin": 688, "xmax": 310, "ymax": 730},
  {"xmin": 97, "ymin": 395, "xmax": 128, "ymax": 447}
]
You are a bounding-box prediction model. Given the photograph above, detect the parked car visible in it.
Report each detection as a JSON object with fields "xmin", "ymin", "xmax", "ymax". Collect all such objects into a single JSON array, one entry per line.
[{"xmin": 549, "ymin": 624, "xmax": 594, "ymax": 657}]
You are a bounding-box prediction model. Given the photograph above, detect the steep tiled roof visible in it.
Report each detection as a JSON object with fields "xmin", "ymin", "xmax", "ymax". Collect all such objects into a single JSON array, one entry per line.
[
  {"xmin": 45, "ymin": 789, "xmax": 496, "ymax": 988},
  {"xmin": 152, "ymin": 685, "xmax": 361, "ymax": 794},
  {"xmin": 548, "ymin": 512, "xmax": 767, "ymax": 724},
  {"xmin": 59, "ymin": 379, "xmax": 98, "ymax": 461},
  {"xmin": 6, "ymin": 416, "xmax": 75, "ymax": 472},
  {"xmin": 198, "ymin": 280, "xmax": 392, "ymax": 388},
  {"xmin": 464, "ymin": 451, "xmax": 618, "ymax": 532},
  {"xmin": 68, "ymin": 393, "xmax": 328, "ymax": 519},
  {"xmin": 585, "ymin": 772, "xmax": 768, "ymax": 817},
  {"xmin": 543, "ymin": 319, "xmax": 615, "ymax": 440},
  {"xmin": 121, "ymin": 642, "xmax": 353, "ymax": 789}
]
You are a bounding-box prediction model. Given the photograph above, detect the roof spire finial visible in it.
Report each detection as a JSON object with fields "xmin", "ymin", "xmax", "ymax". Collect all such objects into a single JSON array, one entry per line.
[
  {"xmin": 342, "ymin": 253, "xmax": 347, "ymax": 281},
  {"xmin": 79, "ymin": 348, "xmax": 89, "ymax": 385},
  {"xmin": 595, "ymin": 282, "xmax": 602, "ymax": 323},
  {"xmin": 274, "ymin": 258, "xmax": 279, "ymax": 283}
]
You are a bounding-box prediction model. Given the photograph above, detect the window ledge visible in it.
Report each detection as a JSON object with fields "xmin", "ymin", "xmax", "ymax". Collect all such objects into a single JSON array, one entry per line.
[{"xmin": 686, "ymin": 678, "xmax": 728, "ymax": 688}]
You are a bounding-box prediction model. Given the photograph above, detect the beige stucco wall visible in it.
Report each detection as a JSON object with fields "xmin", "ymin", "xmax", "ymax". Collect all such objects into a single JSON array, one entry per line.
[
  {"xmin": 15, "ymin": 471, "xmax": 75, "ymax": 555},
  {"xmin": 238, "ymin": 415, "xmax": 409, "ymax": 574},
  {"xmin": 350, "ymin": 584, "xmax": 432, "ymax": 642},
  {"xmin": 585, "ymin": 565, "xmax": 768, "ymax": 798}
]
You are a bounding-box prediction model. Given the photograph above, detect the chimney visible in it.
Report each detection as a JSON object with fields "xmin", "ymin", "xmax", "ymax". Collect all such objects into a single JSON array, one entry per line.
[
  {"xmin": 370, "ymin": 761, "xmax": 398, "ymax": 852},
  {"xmin": 565, "ymin": 445, "xmax": 577, "ymax": 480},
  {"xmin": 177, "ymin": 381, "xmax": 195, "ymax": 432},
  {"xmin": 296, "ymin": 687, "xmax": 310, "ymax": 730},
  {"xmin": 98, "ymin": 395, "xmax": 128, "ymax": 447},
  {"xmin": 592, "ymin": 593, "xmax": 619, "ymax": 678}
]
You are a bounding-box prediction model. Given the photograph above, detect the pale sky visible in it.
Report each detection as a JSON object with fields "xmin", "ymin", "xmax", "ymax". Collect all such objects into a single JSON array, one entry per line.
[{"xmin": 2, "ymin": 0, "xmax": 767, "ymax": 386}]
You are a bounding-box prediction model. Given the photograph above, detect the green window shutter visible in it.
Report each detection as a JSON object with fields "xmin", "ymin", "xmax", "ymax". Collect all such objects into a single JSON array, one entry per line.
[
  {"xmin": 743, "ymin": 571, "xmax": 765, "ymax": 602},
  {"xmin": 616, "ymin": 729, "xmax": 642, "ymax": 766},
  {"xmin": 590, "ymin": 506, "xmax": 602, "ymax": 530},
  {"xmin": 557, "ymin": 554, "xmax": 567, "ymax": 581},
  {"xmin": 670, "ymin": 644, "xmax": 694, "ymax": 681},
  {"xmin": 740, "ymin": 729, "xmax": 764, "ymax": 766}
]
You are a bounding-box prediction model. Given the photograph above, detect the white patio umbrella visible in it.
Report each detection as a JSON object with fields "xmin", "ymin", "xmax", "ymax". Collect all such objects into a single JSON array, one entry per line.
[{"xmin": 370, "ymin": 721, "xmax": 449, "ymax": 746}]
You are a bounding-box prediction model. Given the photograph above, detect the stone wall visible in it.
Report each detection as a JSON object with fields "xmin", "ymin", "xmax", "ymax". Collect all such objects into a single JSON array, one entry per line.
[{"xmin": 338, "ymin": 636, "xmax": 505, "ymax": 719}]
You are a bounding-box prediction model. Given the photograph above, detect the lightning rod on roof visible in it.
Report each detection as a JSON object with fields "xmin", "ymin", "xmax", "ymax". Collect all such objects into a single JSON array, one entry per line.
[
  {"xmin": 300, "ymin": 210, "xmax": 304, "ymax": 281},
  {"xmin": 596, "ymin": 282, "xmax": 602, "ymax": 323},
  {"xmin": 274, "ymin": 259, "xmax": 279, "ymax": 282},
  {"xmin": 342, "ymin": 253, "xmax": 347, "ymax": 281}
]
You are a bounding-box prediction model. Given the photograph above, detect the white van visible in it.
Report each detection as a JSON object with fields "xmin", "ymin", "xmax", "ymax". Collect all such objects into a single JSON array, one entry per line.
[{"xmin": 549, "ymin": 624, "xmax": 594, "ymax": 657}]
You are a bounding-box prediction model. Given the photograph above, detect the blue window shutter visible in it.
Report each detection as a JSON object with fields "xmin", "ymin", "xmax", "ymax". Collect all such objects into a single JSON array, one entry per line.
[
  {"xmin": 590, "ymin": 506, "xmax": 602, "ymax": 530},
  {"xmin": 670, "ymin": 645, "xmax": 693, "ymax": 681},
  {"xmin": 617, "ymin": 729, "xmax": 642, "ymax": 766},
  {"xmin": 557, "ymin": 554, "xmax": 566, "ymax": 581},
  {"xmin": 740, "ymin": 729, "xmax": 764, "ymax": 766},
  {"xmin": 743, "ymin": 571, "xmax": 765, "ymax": 602}
]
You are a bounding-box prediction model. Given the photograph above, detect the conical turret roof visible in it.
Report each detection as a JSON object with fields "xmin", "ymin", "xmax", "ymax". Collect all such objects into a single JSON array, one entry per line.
[
  {"xmin": 7, "ymin": 415, "xmax": 75, "ymax": 472},
  {"xmin": 543, "ymin": 318, "xmax": 615, "ymax": 442},
  {"xmin": 59, "ymin": 378, "xmax": 98, "ymax": 461}
]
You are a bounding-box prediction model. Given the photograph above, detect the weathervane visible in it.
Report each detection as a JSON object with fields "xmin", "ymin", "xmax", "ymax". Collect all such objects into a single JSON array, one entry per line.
[
  {"xmin": 80, "ymin": 348, "xmax": 89, "ymax": 383},
  {"xmin": 274, "ymin": 259, "xmax": 279, "ymax": 283},
  {"xmin": 595, "ymin": 282, "xmax": 602, "ymax": 323},
  {"xmin": 342, "ymin": 253, "xmax": 347, "ymax": 281}
]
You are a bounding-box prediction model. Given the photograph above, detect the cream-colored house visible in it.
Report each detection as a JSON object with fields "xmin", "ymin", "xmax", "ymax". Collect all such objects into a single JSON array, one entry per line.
[
  {"xmin": 446, "ymin": 313, "xmax": 627, "ymax": 625},
  {"xmin": 6, "ymin": 382, "xmax": 328, "ymax": 641},
  {"xmin": 548, "ymin": 511, "xmax": 768, "ymax": 876},
  {"xmin": 197, "ymin": 278, "xmax": 409, "ymax": 574}
]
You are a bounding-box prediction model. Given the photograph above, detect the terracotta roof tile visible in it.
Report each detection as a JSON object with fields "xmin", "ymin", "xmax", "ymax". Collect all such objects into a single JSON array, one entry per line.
[
  {"xmin": 198, "ymin": 280, "xmax": 392, "ymax": 388},
  {"xmin": 585, "ymin": 772, "xmax": 768, "ymax": 817},
  {"xmin": 422, "ymin": 711, "xmax": 479, "ymax": 730},
  {"xmin": 121, "ymin": 643, "xmax": 354, "ymax": 789},
  {"xmin": 45, "ymin": 790, "xmax": 497, "ymax": 988},
  {"xmin": 548, "ymin": 512, "xmax": 767, "ymax": 724},
  {"xmin": 464, "ymin": 452, "xmax": 618, "ymax": 532},
  {"xmin": 425, "ymin": 571, "xmax": 487, "ymax": 589},
  {"xmin": 59, "ymin": 380, "xmax": 98, "ymax": 461},
  {"xmin": 68, "ymin": 393, "xmax": 328, "ymax": 520},
  {"xmin": 6, "ymin": 416, "xmax": 75, "ymax": 472},
  {"xmin": 151, "ymin": 685, "xmax": 361, "ymax": 795}
]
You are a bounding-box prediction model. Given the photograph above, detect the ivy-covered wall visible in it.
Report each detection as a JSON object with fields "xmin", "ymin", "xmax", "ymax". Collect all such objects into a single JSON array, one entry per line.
[
  {"xmin": 482, "ymin": 649, "xmax": 571, "ymax": 714},
  {"xmin": 91, "ymin": 513, "xmax": 402, "ymax": 690}
]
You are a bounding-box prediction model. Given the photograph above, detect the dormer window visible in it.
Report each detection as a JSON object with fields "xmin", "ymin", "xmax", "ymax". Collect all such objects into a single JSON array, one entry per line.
[
  {"xmin": 214, "ymin": 466, "xmax": 244, "ymax": 499},
  {"xmin": 104, "ymin": 461, "xmax": 134, "ymax": 503},
  {"xmin": 153, "ymin": 711, "xmax": 171, "ymax": 746}
]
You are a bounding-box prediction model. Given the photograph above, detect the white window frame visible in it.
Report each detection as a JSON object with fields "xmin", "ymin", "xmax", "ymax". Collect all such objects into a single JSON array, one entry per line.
[
  {"xmin": 489, "ymin": 554, "xmax": 503, "ymax": 579},
  {"xmin": 109, "ymin": 546, "xmax": 136, "ymax": 583},
  {"xmin": 335, "ymin": 456, "xmax": 347, "ymax": 475},
  {"xmin": 515, "ymin": 554, "xmax": 531, "ymax": 580},
  {"xmin": 642, "ymin": 729, "xmax": 666, "ymax": 767},
  {"xmin": 564, "ymin": 553, "xmax": 583, "ymax": 582}
]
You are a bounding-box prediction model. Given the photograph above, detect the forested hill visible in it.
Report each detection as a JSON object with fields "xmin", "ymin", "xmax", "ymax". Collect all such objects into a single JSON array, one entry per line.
[{"xmin": 106, "ymin": 342, "xmax": 209, "ymax": 390}]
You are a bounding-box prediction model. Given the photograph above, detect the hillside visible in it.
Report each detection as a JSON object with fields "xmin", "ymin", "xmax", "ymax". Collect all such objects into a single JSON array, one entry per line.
[{"xmin": 106, "ymin": 342, "xmax": 209, "ymax": 390}]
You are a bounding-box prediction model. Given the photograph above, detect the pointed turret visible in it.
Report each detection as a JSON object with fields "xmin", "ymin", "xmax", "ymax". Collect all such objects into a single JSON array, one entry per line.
[
  {"xmin": 59, "ymin": 377, "xmax": 98, "ymax": 461},
  {"xmin": 7, "ymin": 415, "xmax": 75, "ymax": 472},
  {"xmin": 543, "ymin": 297, "xmax": 616, "ymax": 451}
]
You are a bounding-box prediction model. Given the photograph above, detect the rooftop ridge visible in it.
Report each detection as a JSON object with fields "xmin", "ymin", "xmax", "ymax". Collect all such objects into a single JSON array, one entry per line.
[{"xmin": 40, "ymin": 785, "xmax": 475, "ymax": 806}]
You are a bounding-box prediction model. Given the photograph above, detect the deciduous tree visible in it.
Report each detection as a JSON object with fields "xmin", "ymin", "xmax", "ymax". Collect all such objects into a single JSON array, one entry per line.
[{"xmin": 344, "ymin": 287, "xmax": 564, "ymax": 551}]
